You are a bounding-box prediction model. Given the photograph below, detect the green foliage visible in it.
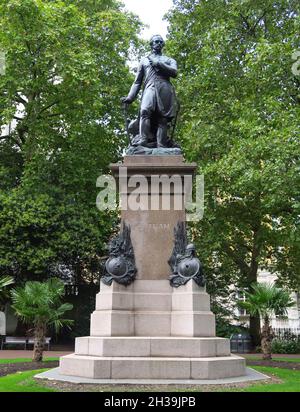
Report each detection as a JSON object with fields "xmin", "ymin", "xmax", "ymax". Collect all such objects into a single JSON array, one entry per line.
[
  {"xmin": 166, "ymin": 0, "xmax": 300, "ymax": 335},
  {"xmin": 0, "ymin": 369, "xmax": 55, "ymax": 392},
  {"xmin": 11, "ymin": 278, "xmax": 73, "ymax": 333},
  {"xmin": 0, "ymin": 275, "xmax": 14, "ymax": 307},
  {"xmin": 210, "ymin": 294, "xmax": 242, "ymax": 337},
  {"xmin": 272, "ymin": 338, "xmax": 300, "ymax": 354},
  {"xmin": 57, "ymin": 285, "xmax": 98, "ymax": 341},
  {"xmin": 271, "ymin": 331, "xmax": 300, "ymax": 354},
  {"xmin": 0, "ymin": 0, "xmax": 142, "ymax": 282},
  {"xmin": 240, "ymin": 282, "xmax": 295, "ymax": 321},
  {"xmin": 216, "ymin": 319, "xmax": 246, "ymax": 339},
  {"xmin": 0, "ymin": 358, "xmax": 58, "ymax": 364},
  {"xmin": 0, "ymin": 275, "xmax": 14, "ymax": 294},
  {"xmin": 0, "ymin": 188, "xmax": 116, "ymax": 281},
  {"xmin": 228, "ymin": 366, "xmax": 300, "ymax": 392}
]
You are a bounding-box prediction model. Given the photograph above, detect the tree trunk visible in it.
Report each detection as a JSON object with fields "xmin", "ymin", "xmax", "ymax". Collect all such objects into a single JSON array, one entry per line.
[
  {"xmin": 33, "ymin": 321, "xmax": 46, "ymax": 362},
  {"xmin": 250, "ymin": 315, "xmax": 261, "ymax": 347},
  {"xmin": 248, "ymin": 221, "xmax": 262, "ymax": 348},
  {"xmin": 261, "ymin": 317, "xmax": 273, "ymax": 360}
]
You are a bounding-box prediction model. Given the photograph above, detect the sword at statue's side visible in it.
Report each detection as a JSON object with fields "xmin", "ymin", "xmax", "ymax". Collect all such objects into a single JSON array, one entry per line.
[
  {"xmin": 171, "ymin": 99, "xmax": 181, "ymax": 141},
  {"xmin": 122, "ymin": 101, "xmax": 130, "ymax": 142}
]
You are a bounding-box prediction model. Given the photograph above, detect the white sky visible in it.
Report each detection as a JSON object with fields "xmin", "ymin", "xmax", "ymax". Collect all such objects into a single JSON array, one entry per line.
[{"xmin": 122, "ymin": 0, "xmax": 174, "ymax": 39}]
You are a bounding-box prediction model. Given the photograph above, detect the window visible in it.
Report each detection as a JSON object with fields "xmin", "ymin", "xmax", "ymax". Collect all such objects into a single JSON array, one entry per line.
[{"xmin": 236, "ymin": 292, "xmax": 248, "ymax": 317}]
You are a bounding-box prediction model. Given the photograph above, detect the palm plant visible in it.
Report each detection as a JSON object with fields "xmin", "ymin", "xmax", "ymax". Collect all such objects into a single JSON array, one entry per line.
[
  {"xmin": 11, "ymin": 278, "xmax": 73, "ymax": 362},
  {"xmin": 240, "ymin": 283, "xmax": 294, "ymax": 360},
  {"xmin": 0, "ymin": 276, "xmax": 14, "ymax": 309}
]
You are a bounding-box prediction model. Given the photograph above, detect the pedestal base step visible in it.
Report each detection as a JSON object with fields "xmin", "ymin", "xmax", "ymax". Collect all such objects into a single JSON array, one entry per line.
[
  {"xmin": 75, "ymin": 336, "xmax": 231, "ymax": 358},
  {"xmin": 59, "ymin": 354, "xmax": 246, "ymax": 380}
]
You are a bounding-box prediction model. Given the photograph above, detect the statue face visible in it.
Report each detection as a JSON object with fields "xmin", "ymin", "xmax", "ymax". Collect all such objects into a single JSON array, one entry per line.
[{"xmin": 151, "ymin": 36, "xmax": 164, "ymax": 53}]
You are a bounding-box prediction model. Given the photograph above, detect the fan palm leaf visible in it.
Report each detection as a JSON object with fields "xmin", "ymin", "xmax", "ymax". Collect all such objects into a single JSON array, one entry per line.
[
  {"xmin": 11, "ymin": 278, "xmax": 73, "ymax": 361},
  {"xmin": 239, "ymin": 283, "xmax": 295, "ymax": 360}
]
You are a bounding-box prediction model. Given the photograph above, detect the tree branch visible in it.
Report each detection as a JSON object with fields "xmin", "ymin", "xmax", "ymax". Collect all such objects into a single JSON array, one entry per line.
[
  {"xmin": 240, "ymin": 9, "xmax": 270, "ymax": 37},
  {"xmin": 38, "ymin": 101, "xmax": 59, "ymax": 116},
  {"xmin": 222, "ymin": 242, "xmax": 250, "ymax": 276},
  {"xmin": 44, "ymin": 113, "xmax": 62, "ymax": 118},
  {"xmin": 0, "ymin": 134, "xmax": 22, "ymax": 148},
  {"xmin": 14, "ymin": 94, "xmax": 28, "ymax": 106},
  {"xmin": 253, "ymin": 11, "xmax": 269, "ymax": 32},
  {"xmin": 17, "ymin": 11, "xmax": 33, "ymax": 56}
]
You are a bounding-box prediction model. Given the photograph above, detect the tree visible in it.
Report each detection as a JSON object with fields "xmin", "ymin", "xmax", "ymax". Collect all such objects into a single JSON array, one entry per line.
[
  {"xmin": 240, "ymin": 283, "xmax": 294, "ymax": 359},
  {"xmin": 0, "ymin": 0, "xmax": 141, "ymax": 154},
  {"xmin": 0, "ymin": 0, "xmax": 142, "ymax": 283},
  {"xmin": 166, "ymin": 0, "xmax": 300, "ymax": 344},
  {"xmin": 11, "ymin": 278, "xmax": 73, "ymax": 361}
]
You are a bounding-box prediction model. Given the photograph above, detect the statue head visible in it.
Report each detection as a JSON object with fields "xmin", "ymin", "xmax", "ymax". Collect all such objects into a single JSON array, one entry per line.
[{"xmin": 150, "ymin": 34, "xmax": 165, "ymax": 53}]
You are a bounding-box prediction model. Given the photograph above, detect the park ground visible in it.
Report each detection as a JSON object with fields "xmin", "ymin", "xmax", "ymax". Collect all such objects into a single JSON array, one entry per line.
[{"xmin": 0, "ymin": 350, "xmax": 300, "ymax": 392}]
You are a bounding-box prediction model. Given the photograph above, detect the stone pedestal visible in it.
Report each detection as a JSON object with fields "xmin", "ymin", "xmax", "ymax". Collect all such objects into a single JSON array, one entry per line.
[
  {"xmin": 0, "ymin": 311, "xmax": 5, "ymax": 336},
  {"xmin": 60, "ymin": 156, "xmax": 246, "ymax": 380}
]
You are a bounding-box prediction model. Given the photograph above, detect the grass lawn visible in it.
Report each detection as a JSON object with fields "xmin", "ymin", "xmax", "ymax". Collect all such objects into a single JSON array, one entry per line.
[
  {"xmin": 0, "ymin": 366, "xmax": 299, "ymax": 392},
  {"xmin": 0, "ymin": 358, "xmax": 59, "ymax": 364},
  {"xmin": 244, "ymin": 356, "xmax": 300, "ymax": 363},
  {"xmin": 233, "ymin": 366, "xmax": 300, "ymax": 392},
  {"xmin": 0, "ymin": 369, "xmax": 56, "ymax": 392}
]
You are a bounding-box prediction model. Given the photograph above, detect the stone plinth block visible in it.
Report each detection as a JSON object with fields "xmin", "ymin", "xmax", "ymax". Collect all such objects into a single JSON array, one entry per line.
[
  {"xmin": 172, "ymin": 282, "xmax": 211, "ymax": 312},
  {"xmin": 58, "ymin": 156, "xmax": 247, "ymax": 382},
  {"xmin": 59, "ymin": 354, "xmax": 111, "ymax": 379},
  {"xmin": 95, "ymin": 280, "xmax": 173, "ymax": 312},
  {"xmin": 110, "ymin": 156, "xmax": 197, "ymax": 281},
  {"xmin": 92, "ymin": 280, "xmax": 175, "ymax": 337},
  {"xmin": 59, "ymin": 354, "xmax": 246, "ymax": 380},
  {"xmin": 0, "ymin": 312, "xmax": 5, "ymax": 336},
  {"xmin": 171, "ymin": 311, "xmax": 216, "ymax": 337},
  {"xmin": 90, "ymin": 311, "xmax": 134, "ymax": 337},
  {"xmin": 75, "ymin": 337, "xmax": 89, "ymax": 355},
  {"xmin": 134, "ymin": 312, "xmax": 171, "ymax": 336},
  {"xmin": 133, "ymin": 280, "xmax": 172, "ymax": 294},
  {"xmin": 191, "ymin": 356, "xmax": 246, "ymax": 380},
  {"xmin": 133, "ymin": 293, "xmax": 172, "ymax": 311},
  {"xmin": 95, "ymin": 283, "xmax": 134, "ymax": 311},
  {"xmin": 121, "ymin": 210, "xmax": 185, "ymax": 281},
  {"xmin": 74, "ymin": 337, "xmax": 231, "ymax": 358},
  {"xmin": 172, "ymin": 292, "xmax": 210, "ymax": 312},
  {"xmin": 111, "ymin": 358, "xmax": 191, "ymax": 380},
  {"xmin": 95, "ymin": 291, "xmax": 134, "ymax": 311}
]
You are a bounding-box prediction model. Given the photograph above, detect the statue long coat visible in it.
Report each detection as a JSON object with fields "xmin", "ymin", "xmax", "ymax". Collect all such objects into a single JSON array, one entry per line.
[{"xmin": 127, "ymin": 54, "xmax": 178, "ymax": 120}]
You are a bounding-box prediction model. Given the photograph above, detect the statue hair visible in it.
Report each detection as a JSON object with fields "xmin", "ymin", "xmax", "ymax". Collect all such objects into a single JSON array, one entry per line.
[{"xmin": 149, "ymin": 35, "xmax": 165, "ymax": 47}]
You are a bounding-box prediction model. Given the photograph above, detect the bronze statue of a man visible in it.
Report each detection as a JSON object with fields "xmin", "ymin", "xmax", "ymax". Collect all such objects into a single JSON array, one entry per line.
[{"xmin": 122, "ymin": 35, "xmax": 178, "ymax": 148}]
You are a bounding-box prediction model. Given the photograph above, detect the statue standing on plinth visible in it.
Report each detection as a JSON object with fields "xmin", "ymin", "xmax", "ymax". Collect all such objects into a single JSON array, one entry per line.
[{"xmin": 122, "ymin": 35, "xmax": 181, "ymax": 155}]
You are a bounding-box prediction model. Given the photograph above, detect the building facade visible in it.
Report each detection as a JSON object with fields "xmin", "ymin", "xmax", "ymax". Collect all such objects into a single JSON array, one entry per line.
[{"xmin": 233, "ymin": 270, "xmax": 300, "ymax": 335}]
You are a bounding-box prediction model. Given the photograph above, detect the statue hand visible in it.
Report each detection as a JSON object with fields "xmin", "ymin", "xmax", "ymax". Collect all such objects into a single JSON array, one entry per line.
[
  {"xmin": 149, "ymin": 56, "xmax": 160, "ymax": 67},
  {"xmin": 121, "ymin": 96, "xmax": 133, "ymax": 105}
]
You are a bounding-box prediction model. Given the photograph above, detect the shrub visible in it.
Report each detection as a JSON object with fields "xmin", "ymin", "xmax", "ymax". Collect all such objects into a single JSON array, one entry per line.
[
  {"xmin": 271, "ymin": 332, "xmax": 300, "ymax": 354},
  {"xmin": 216, "ymin": 318, "xmax": 248, "ymax": 338}
]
